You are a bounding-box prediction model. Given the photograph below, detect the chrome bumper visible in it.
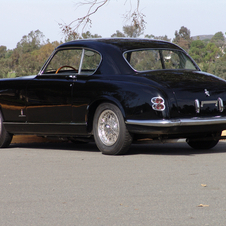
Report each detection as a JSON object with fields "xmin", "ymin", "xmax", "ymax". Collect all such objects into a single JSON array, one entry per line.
[{"xmin": 125, "ymin": 116, "xmax": 226, "ymax": 127}]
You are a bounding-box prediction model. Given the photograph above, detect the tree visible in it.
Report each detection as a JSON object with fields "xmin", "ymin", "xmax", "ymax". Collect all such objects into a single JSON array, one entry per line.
[
  {"xmin": 219, "ymin": 51, "xmax": 226, "ymax": 61},
  {"xmin": 111, "ymin": 24, "xmax": 145, "ymax": 38},
  {"xmin": 16, "ymin": 30, "xmax": 47, "ymax": 54},
  {"xmin": 111, "ymin": 30, "xmax": 126, "ymax": 38},
  {"xmin": 11, "ymin": 30, "xmax": 48, "ymax": 76},
  {"xmin": 210, "ymin": 31, "xmax": 225, "ymax": 48},
  {"xmin": 16, "ymin": 53, "xmax": 39, "ymax": 76},
  {"xmin": 145, "ymin": 34, "xmax": 171, "ymax": 41},
  {"xmin": 174, "ymin": 26, "xmax": 191, "ymax": 41},
  {"xmin": 15, "ymin": 41, "xmax": 60, "ymax": 77},
  {"xmin": 33, "ymin": 42, "xmax": 59, "ymax": 66},
  {"xmin": 173, "ymin": 26, "xmax": 192, "ymax": 51},
  {"xmin": 81, "ymin": 31, "xmax": 102, "ymax": 39},
  {"xmin": 189, "ymin": 40, "xmax": 206, "ymax": 63},
  {"xmin": 0, "ymin": 46, "xmax": 7, "ymax": 59},
  {"xmin": 59, "ymin": 0, "xmax": 145, "ymax": 39},
  {"xmin": 0, "ymin": 47, "xmax": 16, "ymax": 78},
  {"xmin": 123, "ymin": 24, "xmax": 143, "ymax": 38},
  {"xmin": 208, "ymin": 60, "xmax": 226, "ymax": 79},
  {"xmin": 204, "ymin": 42, "xmax": 222, "ymax": 63}
]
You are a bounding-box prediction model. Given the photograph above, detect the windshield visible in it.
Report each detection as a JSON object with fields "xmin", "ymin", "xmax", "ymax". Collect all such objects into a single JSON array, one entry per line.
[{"xmin": 124, "ymin": 49, "xmax": 198, "ymax": 71}]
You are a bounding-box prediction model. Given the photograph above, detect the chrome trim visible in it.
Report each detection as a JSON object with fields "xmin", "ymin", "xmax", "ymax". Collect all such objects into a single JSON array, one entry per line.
[
  {"xmin": 201, "ymin": 100, "xmax": 217, "ymax": 107},
  {"xmin": 18, "ymin": 109, "xmax": 26, "ymax": 117},
  {"xmin": 3, "ymin": 122, "xmax": 86, "ymax": 126},
  {"xmin": 97, "ymin": 109, "xmax": 119, "ymax": 146},
  {"xmin": 218, "ymin": 98, "xmax": 224, "ymax": 112},
  {"xmin": 200, "ymin": 97, "xmax": 224, "ymax": 113},
  {"xmin": 194, "ymin": 99, "xmax": 200, "ymax": 113},
  {"xmin": 125, "ymin": 116, "xmax": 226, "ymax": 127},
  {"xmin": 78, "ymin": 49, "xmax": 85, "ymax": 74}
]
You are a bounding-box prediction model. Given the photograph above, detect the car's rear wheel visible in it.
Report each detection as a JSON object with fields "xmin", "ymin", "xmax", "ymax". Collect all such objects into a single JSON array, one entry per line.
[
  {"xmin": 93, "ymin": 103, "xmax": 133, "ymax": 155},
  {"xmin": 0, "ymin": 112, "xmax": 13, "ymax": 148},
  {"xmin": 186, "ymin": 132, "xmax": 221, "ymax": 150}
]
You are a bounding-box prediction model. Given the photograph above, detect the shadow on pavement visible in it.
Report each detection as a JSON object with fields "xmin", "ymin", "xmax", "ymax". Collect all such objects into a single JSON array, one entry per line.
[
  {"xmin": 9, "ymin": 140, "xmax": 226, "ymax": 156},
  {"xmin": 10, "ymin": 142, "xmax": 100, "ymax": 153},
  {"xmin": 127, "ymin": 141, "xmax": 226, "ymax": 156}
]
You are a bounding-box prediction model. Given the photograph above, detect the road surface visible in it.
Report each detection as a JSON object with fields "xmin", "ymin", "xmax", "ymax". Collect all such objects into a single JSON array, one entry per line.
[{"xmin": 1, "ymin": 141, "xmax": 226, "ymax": 226}]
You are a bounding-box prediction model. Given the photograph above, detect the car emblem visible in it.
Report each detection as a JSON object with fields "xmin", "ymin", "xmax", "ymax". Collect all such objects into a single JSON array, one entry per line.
[{"xmin": 204, "ymin": 89, "xmax": 210, "ymax": 97}]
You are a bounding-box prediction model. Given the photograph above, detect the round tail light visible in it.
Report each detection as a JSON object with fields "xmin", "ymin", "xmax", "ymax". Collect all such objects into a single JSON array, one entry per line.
[{"xmin": 151, "ymin": 97, "xmax": 165, "ymax": 111}]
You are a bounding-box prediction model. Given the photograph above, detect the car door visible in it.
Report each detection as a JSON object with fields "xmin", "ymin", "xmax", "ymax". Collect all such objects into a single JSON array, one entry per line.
[
  {"xmin": 26, "ymin": 74, "xmax": 73, "ymax": 134},
  {"xmin": 25, "ymin": 47, "xmax": 101, "ymax": 135},
  {"xmin": 25, "ymin": 48, "xmax": 82, "ymax": 134}
]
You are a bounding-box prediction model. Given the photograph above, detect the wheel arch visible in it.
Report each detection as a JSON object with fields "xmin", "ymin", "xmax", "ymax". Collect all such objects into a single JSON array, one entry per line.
[{"xmin": 86, "ymin": 96, "xmax": 126, "ymax": 133}]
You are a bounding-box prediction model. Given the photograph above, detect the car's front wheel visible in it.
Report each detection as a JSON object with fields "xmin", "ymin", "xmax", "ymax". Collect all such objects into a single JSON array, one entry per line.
[
  {"xmin": 93, "ymin": 103, "xmax": 133, "ymax": 155},
  {"xmin": 0, "ymin": 112, "xmax": 13, "ymax": 148},
  {"xmin": 186, "ymin": 132, "xmax": 221, "ymax": 150}
]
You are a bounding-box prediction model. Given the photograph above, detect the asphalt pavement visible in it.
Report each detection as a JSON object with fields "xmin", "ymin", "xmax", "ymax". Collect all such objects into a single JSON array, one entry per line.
[{"xmin": 1, "ymin": 141, "xmax": 226, "ymax": 226}]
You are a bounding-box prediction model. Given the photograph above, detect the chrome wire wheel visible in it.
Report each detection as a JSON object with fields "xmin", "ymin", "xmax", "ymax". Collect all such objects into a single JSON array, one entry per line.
[
  {"xmin": 97, "ymin": 109, "xmax": 120, "ymax": 146},
  {"xmin": 94, "ymin": 103, "xmax": 133, "ymax": 155}
]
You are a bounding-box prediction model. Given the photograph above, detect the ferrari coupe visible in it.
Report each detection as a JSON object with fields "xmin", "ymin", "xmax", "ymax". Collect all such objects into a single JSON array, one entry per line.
[{"xmin": 1, "ymin": 38, "xmax": 226, "ymax": 154}]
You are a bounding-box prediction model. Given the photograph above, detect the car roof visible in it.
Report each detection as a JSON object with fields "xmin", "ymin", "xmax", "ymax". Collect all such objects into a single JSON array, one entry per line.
[{"xmin": 57, "ymin": 38, "xmax": 182, "ymax": 52}]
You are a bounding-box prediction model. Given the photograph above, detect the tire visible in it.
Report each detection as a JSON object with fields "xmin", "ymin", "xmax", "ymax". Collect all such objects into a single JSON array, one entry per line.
[
  {"xmin": 93, "ymin": 103, "xmax": 133, "ymax": 155},
  {"xmin": 0, "ymin": 112, "xmax": 13, "ymax": 148},
  {"xmin": 186, "ymin": 132, "xmax": 220, "ymax": 150}
]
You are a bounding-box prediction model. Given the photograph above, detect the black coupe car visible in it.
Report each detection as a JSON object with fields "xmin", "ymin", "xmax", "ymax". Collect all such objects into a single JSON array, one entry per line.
[{"xmin": 1, "ymin": 38, "xmax": 226, "ymax": 154}]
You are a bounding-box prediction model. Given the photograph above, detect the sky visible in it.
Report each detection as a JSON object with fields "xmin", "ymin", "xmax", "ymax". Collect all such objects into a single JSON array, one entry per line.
[{"xmin": 1, "ymin": 0, "xmax": 225, "ymax": 49}]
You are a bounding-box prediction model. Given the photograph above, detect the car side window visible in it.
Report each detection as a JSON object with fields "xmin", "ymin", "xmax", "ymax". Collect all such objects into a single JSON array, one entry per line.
[
  {"xmin": 81, "ymin": 50, "xmax": 102, "ymax": 75},
  {"xmin": 162, "ymin": 50, "xmax": 181, "ymax": 69},
  {"xmin": 124, "ymin": 49, "xmax": 197, "ymax": 71},
  {"xmin": 162, "ymin": 50, "xmax": 196, "ymax": 70},
  {"xmin": 43, "ymin": 48, "xmax": 101, "ymax": 75},
  {"xmin": 127, "ymin": 50, "xmax": 162, "ymax": 71}
]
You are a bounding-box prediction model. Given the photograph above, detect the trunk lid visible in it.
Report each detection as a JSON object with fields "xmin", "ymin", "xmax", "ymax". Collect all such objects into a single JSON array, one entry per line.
[{"xmin": 144, "ymin": 70, "xmax": 226, "ymax": 118}]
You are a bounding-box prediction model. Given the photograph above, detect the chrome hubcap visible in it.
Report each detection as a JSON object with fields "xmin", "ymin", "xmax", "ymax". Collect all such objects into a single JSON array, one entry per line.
[{"xmin": 98, "ymin": 110, "xmax": 119, "ymax": 146}]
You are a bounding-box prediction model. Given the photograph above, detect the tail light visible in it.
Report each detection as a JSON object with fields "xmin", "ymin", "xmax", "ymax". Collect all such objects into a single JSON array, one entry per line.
[{"xmin": 151, "ymin": 97, "xmax": 165, "ymax": 111}]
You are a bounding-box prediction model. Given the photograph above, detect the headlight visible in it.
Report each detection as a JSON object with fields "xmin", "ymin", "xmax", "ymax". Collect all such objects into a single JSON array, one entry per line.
[{"xmin": 151, "ymin": 97, "xmax": 165, "ymax": 111}]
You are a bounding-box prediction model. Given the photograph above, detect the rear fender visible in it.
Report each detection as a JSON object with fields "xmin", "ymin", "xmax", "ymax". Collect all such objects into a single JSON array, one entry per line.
[{"xmin": 86, "ymin": 95, "xmax": 126, "ymax": 133}]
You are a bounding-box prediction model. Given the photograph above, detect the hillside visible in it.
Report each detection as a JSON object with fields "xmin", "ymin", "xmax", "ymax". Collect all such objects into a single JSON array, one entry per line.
[{"xmin": 192, "ymin": 35, "xmax": 214, "ymax": 41}]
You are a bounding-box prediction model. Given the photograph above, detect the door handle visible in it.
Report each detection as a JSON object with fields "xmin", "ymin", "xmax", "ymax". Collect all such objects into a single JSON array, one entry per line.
[{"xmin": 68, "ymin": 75, "xmax": 77, "ymax": 81}]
